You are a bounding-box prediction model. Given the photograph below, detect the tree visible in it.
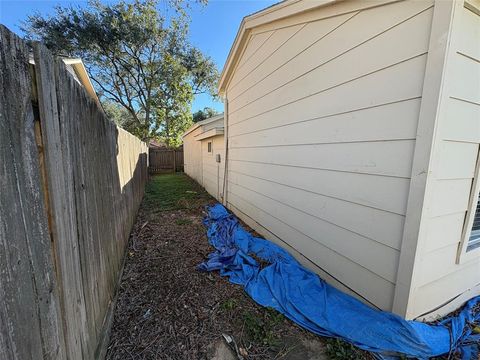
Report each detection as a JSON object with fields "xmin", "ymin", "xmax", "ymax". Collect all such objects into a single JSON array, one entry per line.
[
  {"xmin": 24, "ymin": 0, "xmax": 218, "ymax": 145},
  {"xmin": 193, "ymin": 107, "xmax": 219, "ymax": 123},
  {"xmin": 102, "ymin": 100, "xmax": 141, "ymax": 134}
]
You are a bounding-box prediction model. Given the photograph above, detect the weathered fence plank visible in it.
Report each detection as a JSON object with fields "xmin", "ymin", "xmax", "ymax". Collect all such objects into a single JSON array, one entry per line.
[
  {"xmin": 0, "ymin": 26, "xmax": 65, "ymax": 360},
  {"xmin": 0, "ymin": 26, "xmax": 148, "ymax": 360},
  {"xmin": 34, "ymin": 42, "xmax": 90, "ymax": 360},
  {"xmin": 175, "ymin": 150, "xmax": 183, "ymax": 171},
  {"xmin": 34, "ymin": 41, "xmax": 148, "ymax": 359}
]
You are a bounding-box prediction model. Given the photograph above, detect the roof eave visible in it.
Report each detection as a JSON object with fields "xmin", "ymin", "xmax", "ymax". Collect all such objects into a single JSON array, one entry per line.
[
  {"xmin": 182, "ymin": 113, "xmax": 225, "ymax": 138},
  {"xmin": 29, "ymin": 55, "xmax": 101, "ymax": 106},
  {"xmin": 68, "ymin": 61, "xmax": 101, "ymax": 106},
  {"xmin": 194, "ymin": 127, "xmax": 224, "ymax": 141},
  {"xmin": 218, "ymin": 17, "xmax": 248, "ymax": 97}
]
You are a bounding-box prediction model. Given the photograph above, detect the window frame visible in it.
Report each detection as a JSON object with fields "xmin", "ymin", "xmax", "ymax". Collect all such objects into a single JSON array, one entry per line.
[
  {"xmin": 457, "ymin": 146, "xmax": 480, "ymax": 263},
  {"xmin": 207, "ymin": 141, "xmax": 212, "ymax": 154}
]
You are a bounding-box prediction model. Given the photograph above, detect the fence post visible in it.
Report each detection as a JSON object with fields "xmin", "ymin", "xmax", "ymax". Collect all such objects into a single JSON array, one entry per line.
[{"xmin": 0, "ymin": 26, "xmax": 66, "ymax": 359}]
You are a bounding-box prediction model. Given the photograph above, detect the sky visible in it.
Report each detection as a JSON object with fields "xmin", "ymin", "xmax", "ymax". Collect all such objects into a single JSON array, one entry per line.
[{"xmin": 0, "ymin": 0, "xmax": 277, "ymax": 113}]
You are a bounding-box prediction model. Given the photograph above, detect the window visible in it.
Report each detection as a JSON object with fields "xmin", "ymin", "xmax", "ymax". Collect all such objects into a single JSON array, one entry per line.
[
  {"xmin": 468, "ymin": 196, "xmax": 480, "ymax": 251},
  {"xmin": 458, "ymin": 150, "xmax": 480, "ymax": 263},
  {"xmin": 207, "ymin": 141, "xmax": 212, "ymax": 153}
]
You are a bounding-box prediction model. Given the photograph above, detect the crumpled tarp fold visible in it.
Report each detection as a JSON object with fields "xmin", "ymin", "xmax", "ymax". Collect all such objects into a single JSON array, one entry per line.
[{"xmin": 198, "ymin": 204, "xmax": 480, "ymax": 359}]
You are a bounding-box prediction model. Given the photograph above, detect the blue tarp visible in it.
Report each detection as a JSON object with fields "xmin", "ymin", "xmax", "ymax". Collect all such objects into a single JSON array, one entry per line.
[{"xmin": 198, "ymin": 204, "xmax": 480, "ymax": 359}]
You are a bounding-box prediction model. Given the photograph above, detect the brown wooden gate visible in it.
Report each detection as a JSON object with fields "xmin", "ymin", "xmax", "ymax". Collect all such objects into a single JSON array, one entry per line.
[{"xmin": 149, "ymin": 149, "xmax": 184, "ymax": 173}]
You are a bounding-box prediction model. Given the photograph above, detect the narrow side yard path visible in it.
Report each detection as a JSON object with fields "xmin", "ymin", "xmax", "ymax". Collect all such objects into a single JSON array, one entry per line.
[{"xmin": 105, "ymin": 174, "xmax": 363, "ymax": 360}]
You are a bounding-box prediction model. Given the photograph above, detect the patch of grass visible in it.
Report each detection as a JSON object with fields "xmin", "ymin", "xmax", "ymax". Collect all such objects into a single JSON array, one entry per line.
[
  {"xmin": 242, "ymin": 308, "xmax": 285, "ymax": 347},
  {"xmin": 143, "ymin": 174, "xmax": 210, "ymax": 211},
  {"xmin": 175, "ymin": 218, "xmax": 193, "ymax": 226}
]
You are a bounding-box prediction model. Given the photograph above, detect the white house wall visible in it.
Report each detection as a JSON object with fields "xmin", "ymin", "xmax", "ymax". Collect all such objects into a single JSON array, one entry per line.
[
  {"xmin": 202, "ymin": 135, "xmax": 225, "ymax": 202},
  {"xmin": 183, "ymin": 115, "xmax": 225, "ymax": 201},
  {"xmin": 224, "ymin": 0, "xmax": 435, "ymax": 311},
  {"xmin": 183, "ymin": 127, "xmax": 203, "ymax": 185},
  {"xmin": 399, "ymin": 0, "xmax": 480, "ymax": 319}
]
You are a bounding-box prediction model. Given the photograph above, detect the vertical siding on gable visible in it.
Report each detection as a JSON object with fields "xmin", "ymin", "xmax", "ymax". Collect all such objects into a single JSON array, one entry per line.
[
  {"xmin": 224, "ymin": 0, "xmax": 434, "ymax": 311},
  {"xmin": 405, "ymin": 2, "xmax": 480, "ymax": 319}
]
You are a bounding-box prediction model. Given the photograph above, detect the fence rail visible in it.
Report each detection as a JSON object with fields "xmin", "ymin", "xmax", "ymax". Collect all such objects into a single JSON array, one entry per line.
[
  {"xmin": 149, "ymin": 148, "xmax": 184, "ymax": 173},
  {"xmin": 0, "ymin": 26, "xmax": 148, "ymax": 360}
]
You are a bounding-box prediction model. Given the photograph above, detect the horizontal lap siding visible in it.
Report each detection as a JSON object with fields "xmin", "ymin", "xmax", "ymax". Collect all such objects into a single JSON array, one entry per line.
[
  {"xmin": 228, "ymin": 171, "xmax": 404, "ymax": 250},
  {"xmin": 228, "ymin": 160, "xmax": 411, "ymax": 215},
  {"xmin": 228, "ymin": 177, "xmax": 400, "ymax": 283},
  {"xmin": 409, "ymin": 3, "xmax": 480, "ymax": 318},
  {"xmin": 229, "ymin": 98, "xmax": 421, "ymax": 144},
  {"xmin": 225, "ymin": 0, "xmax": 434, "ymax": 310},
  {"xmin": 228, "ymin": 57, "xmax": 426, "ymax": 137},
  {"xmin": 229, "ymin": 140, "xmax": 416, "ymax": 178},
  {"xmin": 228, "ymin": 0, "xmax": 433, "ymax": 116},
  {"xmin": 227, "ymin": 191, "xmax": 396, "ymax": 309},
  {"xmin": 234, "ymin": 31, "xmax": 274, "ymax": 71}
]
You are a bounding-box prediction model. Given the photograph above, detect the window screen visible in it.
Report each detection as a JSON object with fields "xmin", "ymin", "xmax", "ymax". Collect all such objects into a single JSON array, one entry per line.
[
  {"xmin": 468, "ymin": 195, "xmax": 480, "ymax": 251},
  {"xmin": 207, "ymin": 142, "xmax": 212, "ymax": 153}
]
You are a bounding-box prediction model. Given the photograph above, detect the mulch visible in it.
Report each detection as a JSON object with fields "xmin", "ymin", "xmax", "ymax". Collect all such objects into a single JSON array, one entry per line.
[
  {"xmin": 105, "ymin": 177, "xmax": 317, "ymax": 360},
  {"xmin": 105, "ymin": 174, "xmax": 479, "ymax": 360}
]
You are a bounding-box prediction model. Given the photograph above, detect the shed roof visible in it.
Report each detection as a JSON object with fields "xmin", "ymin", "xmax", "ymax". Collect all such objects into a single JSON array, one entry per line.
[{"xmin": 218, "ymin": 0, "xmax": 339, "ymax": 96}]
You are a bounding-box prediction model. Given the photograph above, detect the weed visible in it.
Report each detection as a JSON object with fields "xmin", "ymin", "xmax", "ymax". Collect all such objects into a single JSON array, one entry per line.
[
  {"xmin": 325, "ymin": 338, "xmax": 366, "ymax": 360},
  {"xmin": 265, "ymin": 307, "xmax": 284, "ymax": 327},
  {"xmin": 242, "ymin": 308, "xmax": 285, "ymax": 347},
  {"xmin": 221, "ymin": 298, "xmax": 238, "ymax": 311}
]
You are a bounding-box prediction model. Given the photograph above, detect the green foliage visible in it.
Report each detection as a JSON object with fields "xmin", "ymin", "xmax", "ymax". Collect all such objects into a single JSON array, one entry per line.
[
  {"xmin": 102, "ymin": 100, "xmax": 137, "ymax": 129},
  {"xmin": 221, "ymin": 298, "xmax": 238, "ymax": 311},
  {"xmin": 24, "ymin": 0, "xmax": 219, "ymax": 144},
  {"xmin": 325, "ymin": 338, "xmax": 366, "ymax": 360},
  {"xmin": 192, "ymin": 107, "xmax": 219, "ymax": 123},
  {"xmin": 143, "ymin": 174, "xmax": 209, "ymax": 211},
  {"xmin": 242, "ymin": 308, "xmax": 285, "ymax": 347}
]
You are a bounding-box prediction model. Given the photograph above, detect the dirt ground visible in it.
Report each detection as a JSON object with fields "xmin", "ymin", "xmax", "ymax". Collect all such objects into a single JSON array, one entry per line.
[{"xmin": 105, "ymin": 174, "xmax": 367, "ymax": 360}]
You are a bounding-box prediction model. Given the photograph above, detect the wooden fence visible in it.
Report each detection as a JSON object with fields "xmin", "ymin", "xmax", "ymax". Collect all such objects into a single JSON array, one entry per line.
[
  {"xmin": 149, "ymin": 148, "xmax": 184, "ymax": 173},
  {"xmin": 0, "ymin": 26, "xmax": 148, "ymax": 360}
]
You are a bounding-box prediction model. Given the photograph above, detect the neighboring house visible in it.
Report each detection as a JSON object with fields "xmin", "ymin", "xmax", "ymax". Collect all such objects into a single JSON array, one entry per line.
[
  {"xmin": 29, "ymin": 55, "xmax": 100, "ymax": 106},
  {"xmin": 211, "ymin": 0, "xmax": 480, "ymax": 320},
  {"xmin": 61, "ymin": 58, "xmax": 100, "ymax": 106},
  {"xmin": 183, "ymin": 114, "xmax": 225, "ymax": 201}
]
